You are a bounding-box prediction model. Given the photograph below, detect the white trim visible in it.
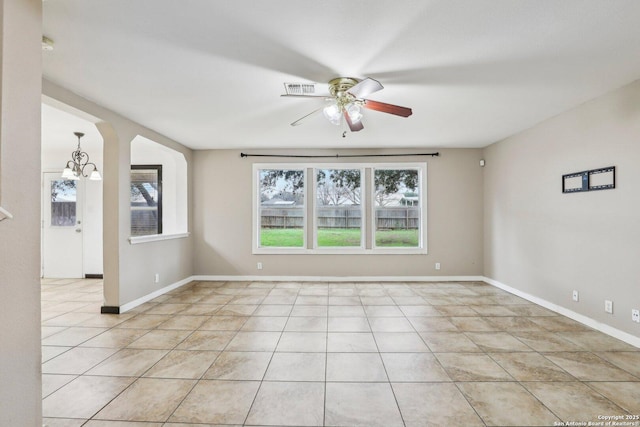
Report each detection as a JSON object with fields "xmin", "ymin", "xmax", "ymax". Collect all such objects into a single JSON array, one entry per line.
[
  {"xmin": 482, "ymin": 276, "xmax": 640, "ymax": 349},
  {"xmin": 119, "ymin": 276, "xmax": 194, "ymax": 313},
  {"xmin": 128, "ymin": 232, "xmax": 190, "ymax": 245},
  {"xmin": 192, "ymin": 275, "xmax": 485, "ymax": 282}
]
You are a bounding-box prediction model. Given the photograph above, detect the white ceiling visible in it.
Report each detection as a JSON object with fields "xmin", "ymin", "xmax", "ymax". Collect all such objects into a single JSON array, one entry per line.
[{"xmin": 42, "ymin": 0, "xmax": 640, "ymax": 150}]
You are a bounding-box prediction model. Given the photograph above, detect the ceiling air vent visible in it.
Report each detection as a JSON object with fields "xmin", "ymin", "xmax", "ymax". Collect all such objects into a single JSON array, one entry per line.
[{"xmin": 284, "ymin": 82, "xmax": 318, "ymax": 95}]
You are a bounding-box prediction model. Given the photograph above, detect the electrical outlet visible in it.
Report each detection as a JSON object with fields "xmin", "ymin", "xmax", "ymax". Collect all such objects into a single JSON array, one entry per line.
[
  {"xmin": 154, "ymin": 273, "xmax": 160, "ymax": 284},
  {"xmin": 632, "ymin": 309, "xmax": 640, "ymax": 323},
  {"xmin": 435, "ymin": 263, "xmax": 441, "ymax": 270},
  {"xmin": 257, "ymin": 262, "xmax": 263, "ymax": 270},
  {"xmin": 572, "ymin": 290, "xmax": 579, "ymax": 302},
  {"xmin": 604, "ymin": 300, "xmax": 613, "ymax": 314}
]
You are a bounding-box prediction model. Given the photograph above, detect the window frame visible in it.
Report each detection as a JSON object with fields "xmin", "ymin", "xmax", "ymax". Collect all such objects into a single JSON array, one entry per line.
[
  {"xmin": 371, "ymin": 165, "xmax": 427, "ymax": 254},
  {"xmin": 130, "ymin": 164, "xmax": 163, "ymax": 237},
  {"xmin": 312, "ymin": 165, "xmax": 366, "ymax": 252},
  {"xmin": 253, "ymin": 164, "xmax": 308, "ymax": 254},
  {"xmin": 252, "ymin": 162, "xmax": 427, "ymax": 255}
]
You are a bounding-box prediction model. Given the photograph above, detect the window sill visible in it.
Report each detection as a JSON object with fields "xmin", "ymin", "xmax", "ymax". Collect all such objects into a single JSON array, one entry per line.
[
  {"xmin": 252, "ymin": 247, "xmax": 428, "ymax": 255},
  {"xmin": 129, "ymin": 232, "xmax": 190, "ymax": 245}
]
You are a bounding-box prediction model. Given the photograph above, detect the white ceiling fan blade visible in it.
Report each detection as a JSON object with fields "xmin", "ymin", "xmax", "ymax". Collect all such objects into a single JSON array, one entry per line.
[
  {"xmin": 290, "ymin": 107, "xmax": 323, "ymax": 126},
  {"xmin": 347, "ymin": 77, "xmax": 384, "ymax": 99}
]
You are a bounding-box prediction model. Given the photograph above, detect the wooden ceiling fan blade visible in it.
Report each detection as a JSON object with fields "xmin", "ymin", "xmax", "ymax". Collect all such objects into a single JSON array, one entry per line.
[
  {"xmin": 344, "ymin": 111, "xmax": 364, "ymax": 132},
  {"xmin": 363, "ymin": 99, "xmax": 412, "ymax": 117},
  {"xmin": 347, "ymin": 77, "xmax": 384, "ymax": 99},
  {"xmin": 290, "ymin": 107, "xmax": 323, "ymax": 126}
]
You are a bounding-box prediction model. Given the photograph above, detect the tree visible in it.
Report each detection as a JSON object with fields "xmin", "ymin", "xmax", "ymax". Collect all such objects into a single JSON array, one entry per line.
[
  {"xmin": 316, "ymin": 169, "xmax": 358, "ymax": 205},
  {"xmin": 51, "ymin": 180, "xmax": 77, "ymax": 202},
  {"xmin": 375, "ymin": 169, "xmax": 418, "ymax": 206},
  {"xmin": 259, "ymin": 168, "xmax": 418, "ymax": 206},
  {"xmin": 323, "ymin": 169, "xmax": 361, "ymax": 205},
  {"xmin": 260, "ymin": 169, "xmax": 304, "ymax": 193}
]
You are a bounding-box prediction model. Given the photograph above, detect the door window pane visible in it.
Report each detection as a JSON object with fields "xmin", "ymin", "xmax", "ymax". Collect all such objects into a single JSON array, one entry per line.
[
  {"xmin": 50, "ymin": 180, "xmax": 77, "ymax": 226},
  {"xmin": 259, "ymin": 169, "xmax": 305, "ymax": 247},
  {"xmin": 131, "ymin": 165, "xmax": 162, "ymax": 236},
  {"xmin": 374, "ymin": 168, "xmax": 420, "ymax": 247},
  {"xmin": 316, "ymin": 168, "xmax": 362, "ymax": 247}
]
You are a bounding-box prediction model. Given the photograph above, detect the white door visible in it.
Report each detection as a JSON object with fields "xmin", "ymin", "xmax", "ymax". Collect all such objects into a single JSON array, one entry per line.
[{"xmin": 43, "ymin": 172, "xmax": 83, "ymax": 278}]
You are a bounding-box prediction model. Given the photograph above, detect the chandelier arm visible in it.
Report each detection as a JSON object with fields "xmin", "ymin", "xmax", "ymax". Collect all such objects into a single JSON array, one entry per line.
[{"xmin": 81, "ymin": 162, "xmax": 99, "ymax": 177}]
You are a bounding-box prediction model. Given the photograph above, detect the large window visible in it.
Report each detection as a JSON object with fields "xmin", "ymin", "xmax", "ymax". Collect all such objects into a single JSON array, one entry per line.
[
  {"xmin": 254, "ymin": 163, "xmax": 426, "ymax": 254},
  {"xmin": 315, "ymin": 168, "xmax": 363, "ymax": 248},
  {"xmin": 257, "ymin": 168, "xmax": 305, "ymax": 248},
  {"xmin": 131, "ymin": 165, "xmax": 162, "ymax": 236},
  {"xmin": 374, "ymin": 168, "xmax": 420, "ymax": 248}
]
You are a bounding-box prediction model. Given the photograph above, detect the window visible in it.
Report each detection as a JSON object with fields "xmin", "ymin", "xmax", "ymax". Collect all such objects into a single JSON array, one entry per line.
[
  {"xmin": 50, "ymin": 179, "xmax": 77, "ymax": 226},
  {"xmin": 130, "ymin": 135, "xmax": 188, "ymax": 242},
  {"xmin": 374, "ymin": 168, "xmax": 420, "ymax": 248},
  {"xmin": 254, "ymin": 163, "xmax": 426, "ymax": 254},
  {"xmin": 130, "ymin": 165, "xmax": 162, "ymax": 236},
  {"xmin": 315, "ymin": 168, "xmax": 363, "ymax": 248},
  {"xmin": 257, "ymin": 168, "xmax": 305, "ymax": 248}
]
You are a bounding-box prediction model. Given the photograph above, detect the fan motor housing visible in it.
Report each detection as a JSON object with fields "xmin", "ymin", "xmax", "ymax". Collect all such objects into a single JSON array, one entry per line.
[{"xmin": 328, "ymin": 77, "xmax": 359, "ymax": 97}]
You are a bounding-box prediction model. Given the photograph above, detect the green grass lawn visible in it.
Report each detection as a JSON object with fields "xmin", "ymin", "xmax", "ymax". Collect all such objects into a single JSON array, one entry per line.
[
  {"xmin": 318, "ymin": 228, "xmax": 361, "ymax": 247},
  {"xmin": 375, "ymin": 228, "xmax": 419, "ymax": 247},
  {"xmin": 260, "ymin": 228, "xmax": 418, "ymax": 247},
  {"xmin": 260, "ymin": 228, "xmax": 304, "ymax": 247}
]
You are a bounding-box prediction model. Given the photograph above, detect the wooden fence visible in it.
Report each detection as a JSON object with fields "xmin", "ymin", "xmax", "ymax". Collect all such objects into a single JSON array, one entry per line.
[
  {"xmin": 50, "ymin": 202, "xmax": 76, "ymax": 226},
  {"xmin": 260, "ymin": 206, "xmax": 419, "ymax": 229}
]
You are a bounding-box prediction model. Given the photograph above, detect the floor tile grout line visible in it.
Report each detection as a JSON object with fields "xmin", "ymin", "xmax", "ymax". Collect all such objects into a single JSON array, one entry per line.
[
  {"xmin": 241, "ymin": 286, "xmax": 301, "ymax": 427},
  {"xmin": 322, "ymin": 298, "xmax": 329, "ymax": 427},
  {"xmin": 361, "ymin": 294, "xmax": 407, "ymax": 427},
  {"xmin": 451, "ymin": 380, "xmax": 488, "ymax": 427}
]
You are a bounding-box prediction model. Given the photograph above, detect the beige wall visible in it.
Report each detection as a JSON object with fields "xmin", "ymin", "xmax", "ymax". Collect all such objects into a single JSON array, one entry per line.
[
  {"xmin": 193, "ymin": 148, "xmax": 484, "ymax": 278},
  {"xmin": 43, "ymin": 80, "xmax": 194, "ymax": 307},
  {"xmin": 0, "ymin": 0, "xmax": 43, "ymax": 425},
  {"xmin": 484, "ymin": 79, "xmax": 640, "ymax": 337}
]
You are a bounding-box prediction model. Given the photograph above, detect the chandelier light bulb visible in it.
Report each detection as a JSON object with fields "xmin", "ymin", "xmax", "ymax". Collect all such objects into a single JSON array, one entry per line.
[
  {"xmin": 61, "ymin": 167, "xmax": 75, "ymax": 180},
  {"xmin": 89, "ymin": 170, "xmax": 102, "ymax": 181}
]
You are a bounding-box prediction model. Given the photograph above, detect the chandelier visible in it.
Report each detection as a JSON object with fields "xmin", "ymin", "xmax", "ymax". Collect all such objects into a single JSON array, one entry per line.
[{"xmin": 61, "ymin": 132, "xmax": 102, "ymax": 181}]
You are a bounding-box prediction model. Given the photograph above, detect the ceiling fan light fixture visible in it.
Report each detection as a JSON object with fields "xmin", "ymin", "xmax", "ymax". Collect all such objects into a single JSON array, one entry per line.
[
  {"xmin": 346, "ymin": 103, "xmax": 363, "ymax": 124},
  {"xmin": 323, "ymin": 102, "xmax": 342, "ymax": 125}
]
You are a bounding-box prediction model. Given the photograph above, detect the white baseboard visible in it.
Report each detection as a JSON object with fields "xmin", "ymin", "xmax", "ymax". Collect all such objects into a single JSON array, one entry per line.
[
  {"xmin": 483, "ymin": 276, "xmax": 640, "ymax": 349},
  {"xmin": 119, "ymin": 276, "xmax": 195, "ymax": 314},
  {"xmin": 192, "ymin": 275, "xmax": 486, "ymax": 283}
]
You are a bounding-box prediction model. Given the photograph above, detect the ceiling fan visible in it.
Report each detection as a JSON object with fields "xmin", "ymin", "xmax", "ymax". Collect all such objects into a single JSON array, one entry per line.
[{"xmin": 282, "ymin": 77, "xmax": 412, "ymax": 132}]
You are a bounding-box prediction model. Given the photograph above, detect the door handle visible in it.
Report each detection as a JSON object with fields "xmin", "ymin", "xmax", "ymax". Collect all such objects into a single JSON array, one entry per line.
[{"xmin": 75, "ymin": 228, "xmax": 82, "ymax": 233}]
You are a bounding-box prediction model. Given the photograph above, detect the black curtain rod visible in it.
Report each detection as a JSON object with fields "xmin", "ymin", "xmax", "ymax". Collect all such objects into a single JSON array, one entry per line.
[{"xmin": 240, "ymin": 152, "xmax": 439, "ymax": 159}]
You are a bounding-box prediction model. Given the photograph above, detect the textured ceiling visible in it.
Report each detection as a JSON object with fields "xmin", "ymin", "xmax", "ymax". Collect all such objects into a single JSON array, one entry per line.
[{"xmin": 42, "ymin": 0, "xmax": 640, "ymax": 150}]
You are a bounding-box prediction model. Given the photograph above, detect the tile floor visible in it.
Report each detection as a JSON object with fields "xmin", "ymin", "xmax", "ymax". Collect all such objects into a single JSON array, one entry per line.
[{"xmin": 41, "ymin": 278, "xmax": 640, "ymax": 426}]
